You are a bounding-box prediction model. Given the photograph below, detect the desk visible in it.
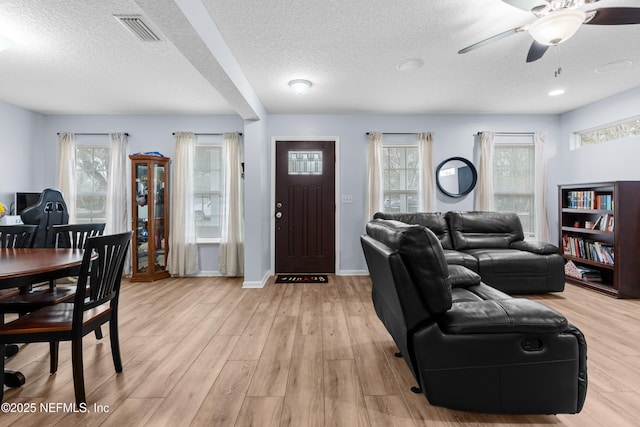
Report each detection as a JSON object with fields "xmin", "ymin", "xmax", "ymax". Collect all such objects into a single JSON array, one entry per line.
[{"xmin": 0, "ymin": 248, "xmax": 86, "ymax": 387}]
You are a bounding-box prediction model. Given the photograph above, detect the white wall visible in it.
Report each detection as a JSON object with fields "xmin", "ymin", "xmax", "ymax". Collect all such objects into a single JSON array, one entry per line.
[
  {"xmin": 549, "ymin": 86, "xmax": 640, "ymax": 243},
  {"xmin": 0, "ymin": 103, "xmax": 44, "ymax": 211}
]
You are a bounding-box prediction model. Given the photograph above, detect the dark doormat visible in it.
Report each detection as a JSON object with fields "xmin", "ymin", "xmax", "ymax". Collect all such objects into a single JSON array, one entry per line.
[{"xmin": 275, "ymin": 274, "xmax": 328, "ymax": 284}]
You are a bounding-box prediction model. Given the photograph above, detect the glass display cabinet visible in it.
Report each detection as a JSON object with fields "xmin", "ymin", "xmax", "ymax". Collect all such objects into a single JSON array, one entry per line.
[{"xmin": 129, "ymin": 154, "xmax": 170, "ymax": 281}]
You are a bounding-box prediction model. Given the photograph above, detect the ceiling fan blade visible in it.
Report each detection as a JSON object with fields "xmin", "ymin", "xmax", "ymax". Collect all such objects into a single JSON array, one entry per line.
[
  {"xmin": 458, "ymin": 27, "xmax": 526, "ymax": 54},
  {"xmin": 526, "ymin": 41, "xmax": 549, "ymax": 63},
  {"xmin": 585, "ymin": 7, "xmax": 640, "ymax": 25}
]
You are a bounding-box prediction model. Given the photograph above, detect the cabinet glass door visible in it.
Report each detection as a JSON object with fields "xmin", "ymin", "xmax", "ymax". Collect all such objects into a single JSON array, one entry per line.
[
  {"xmin": 153, "ymin": 163, "xmax": 166, "ymax": 272},
  {"xmin": 135, "ymin": 163, "xmax": 149, "ymax": 274}
]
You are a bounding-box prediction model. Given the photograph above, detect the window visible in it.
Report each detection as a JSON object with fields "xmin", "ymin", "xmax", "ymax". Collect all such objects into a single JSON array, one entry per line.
[
  {"xmin": 194, "ymin": 142, "xmax": 223, "ymax": 240},
  {"xmin": 493, "ymin": 136, "xmax": 535, "ymax": 237},
  {"xmin": 382, "ymin": 146, "xmax": 418, "ymax": 212},
  {"xmin": 576, "ymin": 115, "xmax": 640, "ymax": 148},
  {"xmin": 75, "ymin": 145, "xmax": 109, "ymax": 224}
]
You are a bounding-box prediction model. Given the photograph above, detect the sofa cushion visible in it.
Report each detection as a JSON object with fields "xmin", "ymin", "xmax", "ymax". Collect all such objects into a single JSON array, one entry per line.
[
  {"xmin": 464, "ymin": 248, "xmax": 565, "ymax": 294},
  {"xmin": 438, "ymin": 299, "xmax": 568, "ymax": 334},
  {"xmin": 443, "ymin": 249, "xmax": 479, "ymax": 271},
  {"xmin": 366, "ymin": 219, "xmax": 452, "ymax": 315},
  {"xmin": 447, "ymin": 265, "xmax": 481, "ymax": 288},
  {"xmin": 374, "ymin": 212, "xmax": 453, "ymax": 249},
  {"xmin": 446, "ymin": 211, "xmax": 524, "ymax": 250}
]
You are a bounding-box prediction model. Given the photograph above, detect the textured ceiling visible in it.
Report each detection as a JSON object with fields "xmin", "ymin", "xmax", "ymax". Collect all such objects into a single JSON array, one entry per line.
[{"xmin": 0, "ymin": 0, "xmax": 639, "ymax": 115}]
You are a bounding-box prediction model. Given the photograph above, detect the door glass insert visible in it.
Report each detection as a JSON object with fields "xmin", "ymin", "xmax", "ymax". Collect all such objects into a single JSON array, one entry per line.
[{"xmin": 288, "ymin": 151, "xmax": 323, "ymax": 175}]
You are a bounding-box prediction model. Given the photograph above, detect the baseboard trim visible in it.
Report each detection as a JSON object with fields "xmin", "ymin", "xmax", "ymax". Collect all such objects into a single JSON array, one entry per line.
[
  {"xmin": 337, "ymin": 270, "xmax": 369, "ymax": 276},
  {"xmin": 243, "ymin": 271, "xmax": 271, "ymax": 288}
]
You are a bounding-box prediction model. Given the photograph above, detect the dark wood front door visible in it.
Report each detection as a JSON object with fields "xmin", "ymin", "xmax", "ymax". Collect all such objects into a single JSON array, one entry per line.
[{"xmin": 275, "ymin": 140, "xmax": 335, "ymax": 273}]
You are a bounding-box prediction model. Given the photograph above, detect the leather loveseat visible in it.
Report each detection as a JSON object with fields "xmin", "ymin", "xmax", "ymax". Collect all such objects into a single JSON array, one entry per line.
[
  {"xmin": 374, "ymin": 211, "xmax": 565, "ymax": 294},
  {"xmin": 361, "ymin": 218, "xmax": 587, "ymax": 414}
]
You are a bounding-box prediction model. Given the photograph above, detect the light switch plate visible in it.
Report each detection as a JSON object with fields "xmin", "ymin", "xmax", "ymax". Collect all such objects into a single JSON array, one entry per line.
[{"xmin": 341, "ymin": 194, "xmax": 353, "ymax": 204}]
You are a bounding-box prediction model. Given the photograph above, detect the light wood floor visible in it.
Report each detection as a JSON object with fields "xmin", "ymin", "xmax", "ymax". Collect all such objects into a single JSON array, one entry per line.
[{"xmin": 3, "ymin": 275, "xmax": 640, "ymax": 426}]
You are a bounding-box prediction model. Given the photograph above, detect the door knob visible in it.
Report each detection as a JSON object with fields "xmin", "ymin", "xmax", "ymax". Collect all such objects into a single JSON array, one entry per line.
[{"xmin": 275, "ymin": 212, "xmax": 283, "ymax": 219}]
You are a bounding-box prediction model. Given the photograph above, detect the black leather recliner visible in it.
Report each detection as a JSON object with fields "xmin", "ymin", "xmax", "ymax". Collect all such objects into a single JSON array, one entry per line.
[{"xmin": 361, "ymin": 218, "xmax": 587, "ymax": 414}]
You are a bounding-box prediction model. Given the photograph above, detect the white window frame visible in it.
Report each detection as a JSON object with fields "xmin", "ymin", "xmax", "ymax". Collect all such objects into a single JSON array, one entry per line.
[
  {"xmin": 381, "ymin": 144, "xmax": 419, "ymax": 213},
  {"xmin": 194, "ymin": 135, "xmax": 223, "ymax": 244},
  {"xmin": 493, "ymin": 135, "xmax": 536, "ymax": 239},
  {"xmin": 75, "ymin": 143, "xmax": 109, "ymax": 224}
]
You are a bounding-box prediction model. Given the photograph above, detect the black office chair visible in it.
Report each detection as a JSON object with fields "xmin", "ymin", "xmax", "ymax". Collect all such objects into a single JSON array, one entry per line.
[
  {"xmin": 0, "ymin": 231, "xmax": 132, "ymax": 406},
  {"xmin": 20, "ymin": 189, "xmax": 69, "ymax": 248}
]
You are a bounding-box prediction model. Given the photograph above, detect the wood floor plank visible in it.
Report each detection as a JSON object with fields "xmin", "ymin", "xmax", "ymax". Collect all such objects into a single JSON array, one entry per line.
[
  {"xmin": 322, "ymin": 302, "xmax": 355, "ymax": 360},
  {"xmin": 235, "ymin": 396, "xmax": 283, "ymax": 427},
  {"xmin": 246, "ymin": 316, "xmax": 297, "ymax": 397},
  {"xmin": 324, "ymin": 359, "xmax": 370, "ymax": 427},
  {"xmin": 281, "ymin": 335, "xmax": 324, "ymax": 427}
]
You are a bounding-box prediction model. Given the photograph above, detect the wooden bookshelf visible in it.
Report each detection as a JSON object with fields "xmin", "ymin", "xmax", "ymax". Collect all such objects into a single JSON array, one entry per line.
[{"xmin": 559, "ymin": 181, "xmax": 640, "ymax": 298}]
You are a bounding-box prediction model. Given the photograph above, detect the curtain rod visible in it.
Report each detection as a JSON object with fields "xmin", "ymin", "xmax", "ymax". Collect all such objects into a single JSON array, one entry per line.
[
  {"xmin": 475, "ymin": 132, "xmax": 534, "ymax": 136},
  {"xmin": 57, "ymin": 132, "xmax": 129, "ymax": 136},
  {"xmin": 172, "ymin": 132, "xmax": 243, "ymax": 136},
  {"xmin": 365, "ymin": 132, "xmax": 420, "ymax": 135}
]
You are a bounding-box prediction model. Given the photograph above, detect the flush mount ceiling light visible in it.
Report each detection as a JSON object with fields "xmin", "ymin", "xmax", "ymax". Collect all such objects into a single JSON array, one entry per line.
[
  {"xmin": 396, "ymin": 58, "xmax": 424, "ymax": 72},
  {"xmin": 529, "ymin": 9, "xmax": 586, "ymax": 45},
  {"xmin": 288, "ymin": 79, "xmax": 312, "ymax": 95},
  {"xmin": 549, "ymin": 88, "xmax": 565, "ymax": 96}
]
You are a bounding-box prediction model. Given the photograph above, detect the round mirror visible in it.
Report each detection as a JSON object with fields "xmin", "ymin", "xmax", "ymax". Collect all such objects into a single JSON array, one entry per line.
[{"xmin": 436, "ymin": 157, "xmax": 477, "ymax": 198}]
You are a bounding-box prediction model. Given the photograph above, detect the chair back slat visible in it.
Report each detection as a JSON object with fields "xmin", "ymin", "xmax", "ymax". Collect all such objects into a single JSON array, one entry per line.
[
  {"xmin": 72, "ymin": 232, "xmax": 131, "ymax": 327},
  {"xmin": 0, "ymin": 225, "xmax": 38, "ymax": 248},
  {"xmin": 53, "ymin": 223, "xmax": 106, "ymax": 249}
]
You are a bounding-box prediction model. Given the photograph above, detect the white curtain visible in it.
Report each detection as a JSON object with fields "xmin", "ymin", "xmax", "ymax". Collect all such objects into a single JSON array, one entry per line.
[
  {"xmin": 106, "ymin": 133, "xmax": 128, "ymax": 235},
  {"xmin": 168, "ymin": 132, "xmax": 199, "ymax": 276},
  {"xmin": 534, "ymin": 132, "xmax": 551, "ymax": 242},
  {"xmin": 219, "ymin": 132, "xmax": 244, "ymax": 276},
  {"xmin": 418, "ymin": 132, "xmax": 435, "ymax": 211},
  {"xmin": 365, "ymin": 132, "xmax": 383, "ymax": 222},
  {"xmin": 475, "ymin": 131, "xmax": 495, "ymax": 211},
  {"xmin": 57, "ymin": 132, "xmax": 77, "ymax": 223}
]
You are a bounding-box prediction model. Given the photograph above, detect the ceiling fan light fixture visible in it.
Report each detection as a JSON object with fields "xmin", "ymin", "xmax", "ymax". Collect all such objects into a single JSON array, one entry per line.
[
  {"xmin": 529, "ymin": 9, "xmax": 586, "ymax": 45},
  {"xmin": 288, "ymin": 79, "xmax": 312, "ymax": 95}
]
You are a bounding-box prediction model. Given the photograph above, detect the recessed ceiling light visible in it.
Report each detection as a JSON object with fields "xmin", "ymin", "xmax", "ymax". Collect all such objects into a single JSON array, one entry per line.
[
  {"xmin": 396, "ymin": 58, "xmax": 424, "ymax": 72},
  {"xmin": 549, "ymin": 89, "xmax": 565, "ymax": 97},
  {"xmin": 595, "ymin": 60, "xmax": 633, "ymax": 74},
  {"xmin": 288, "ymin": 79, "xmax": 312, "ymax": 95}
]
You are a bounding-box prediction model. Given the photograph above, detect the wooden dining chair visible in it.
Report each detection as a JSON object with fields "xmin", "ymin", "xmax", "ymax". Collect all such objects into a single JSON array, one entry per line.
[
  {"xmin": 0, "ymin": 231, "xmax": 132, "ymax": 406},
  {"xmin": 0, "ymin": 225, "xmax": 38, "ymax": 302},
  {"xmin": 0, "ymin": 224, "xmax": 37, "ymax": 249},
  {"xmin": 53, "ymin": 223, "xmax": 106, "ymax": 250},
  {"xmin": 0, "ymin": 223, "xmax": 108, "ymax": 340}
]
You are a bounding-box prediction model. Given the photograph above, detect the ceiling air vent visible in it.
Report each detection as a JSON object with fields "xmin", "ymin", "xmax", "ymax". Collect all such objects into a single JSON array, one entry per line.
[{"xmin": 114, "ymin": 15, "xmax": 161, "ymax": 42}]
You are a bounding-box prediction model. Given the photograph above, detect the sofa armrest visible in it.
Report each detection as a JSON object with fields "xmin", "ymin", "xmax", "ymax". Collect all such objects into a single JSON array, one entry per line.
[
  {"xmin": 447, "ymin": 265, "xmax": 481, "ymax": 288},
  {"xmin": 510, "ymin": 240, "xmax": 560, "ymax": 255},
  {"xmin": 438, "ymin": 299, "xmax": 568, "ymax": 334}
]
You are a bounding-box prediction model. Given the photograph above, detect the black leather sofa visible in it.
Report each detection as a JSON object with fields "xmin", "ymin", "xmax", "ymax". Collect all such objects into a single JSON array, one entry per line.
[
  {"xmin": 361, "ymin": 218, "xmax": 587, "ymax": 414},
  {"xmin": 374, "ymin": 211, "xmax": 565, "ymax": 294}
]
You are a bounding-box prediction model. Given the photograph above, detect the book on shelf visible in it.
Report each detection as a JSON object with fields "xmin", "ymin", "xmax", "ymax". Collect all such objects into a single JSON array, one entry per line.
[
  {"xmin": 564, "ymin": 260, "xmax": 602, "ymax": 281},
  {"xmin": 565, "ymin": 190, "xmax": 613, "ymax": 210},
  {"xmin": 561, "ymin": 234, "xmax": 614, "ymax": 264}
]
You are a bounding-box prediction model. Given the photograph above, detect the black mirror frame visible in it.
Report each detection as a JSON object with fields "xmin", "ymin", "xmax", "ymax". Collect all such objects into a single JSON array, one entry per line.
[{"xmin": 435, "ymin": 156, "xmax": 478, "ymax": 198}]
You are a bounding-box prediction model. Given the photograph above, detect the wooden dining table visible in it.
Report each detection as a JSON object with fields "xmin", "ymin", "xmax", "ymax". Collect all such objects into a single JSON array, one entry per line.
[{"xmin": 0, "ymin": 248, "xmax": 87, "ymax": 388}]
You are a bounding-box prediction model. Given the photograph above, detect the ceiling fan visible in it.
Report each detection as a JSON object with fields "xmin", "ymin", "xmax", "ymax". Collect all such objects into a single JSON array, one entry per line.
[{"xmin": 458, "ymin": 0, "xmax": 640, "ymax": 62}]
